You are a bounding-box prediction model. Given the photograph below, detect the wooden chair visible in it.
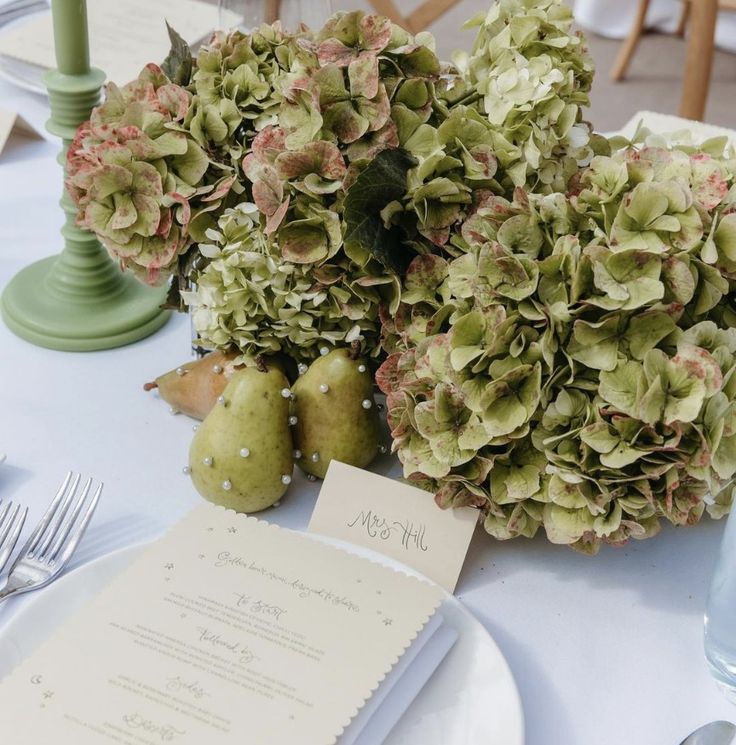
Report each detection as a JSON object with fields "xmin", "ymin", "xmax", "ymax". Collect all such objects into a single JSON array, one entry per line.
[
  {"xmin": 369, "ymin": 0, "xmax": 463, "ymax": 33},
  {"xmin": 611, "ymin": 0, "xmax": 736, "ymax": 121},
  {"xmin": 262, "ymin": 0, "xmax": 462, "ymax": 34}
]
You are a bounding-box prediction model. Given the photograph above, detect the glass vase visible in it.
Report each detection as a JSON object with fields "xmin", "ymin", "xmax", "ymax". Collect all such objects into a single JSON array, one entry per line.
[
  {"xmin": 218, "ymin": 0, "xmax": 333, "ymax": 32},
  {"xmin": 704, "ymin": 499, "xmax": 736, "ymax": 704}
]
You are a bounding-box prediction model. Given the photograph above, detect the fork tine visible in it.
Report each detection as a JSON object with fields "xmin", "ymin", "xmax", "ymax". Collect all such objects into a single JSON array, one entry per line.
[
  {"xmin": 0, "ymin": 501, "xmax": 12, "ymax": 538},
  {"xmin": 4, "ymin": 507, "xmax": 26, "ymax": 554},
  {"xmin": 47, "ymin": 478, "xmax": 94, "ymax": 563},
  {"xmin": 0, "ymin": 502, "xmax": 20, "ymax": 547},
  {"xmin": 36, "ymin": 475, "xmax": 88, "ymax": 559},
  {"xmin": 0, "ymin": 504, "xmax": 26, "ymax": 574},
  {"xmin": 51, "ymin": 482, "xmax": 102, "ymax": 567},
  {"xmin": 11, "ymin": 471, "xmax": 74, "ymax": 564}
]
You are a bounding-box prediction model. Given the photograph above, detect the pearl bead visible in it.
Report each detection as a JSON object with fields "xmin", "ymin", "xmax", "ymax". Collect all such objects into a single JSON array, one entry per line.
[
  {"xmin": 378, "ymin": 444, "xmax": 387, "ymax": 454},
  {"xmin": 319, "ymin": 383, "xmax": 329, "ymax": 393},
  {"xmin": 240, "ymin": 448, "xmax": 250, "ymax": 458},
  {"xmin": 311, "ymin": 452, "xmax": 320, "ymax": 462},
  {"xmin": 293, "ymin": 449, "xmax": 302, "ymax": 459},
  {"xmin": 217, "ymin": 395, "xmax": 227, "ymax": 406},
  {"xmin": 273, "ymin": 501, "xmax": 281, "ymax": 508},
  {"xmin": 281, "ymin": 388, "xmax": 291, "ymax": 399},
  {"xmin": 377, "ymin": 403, "xmax": 384, "ymax": 411},
  {"xmin": 289, "ymin": 416, "xmax": 298, "ymax": 426},
  {"xmin": 182, "ymin": 466, "xmax": 191, "ymax": 475},
  {"xmin": 358, "ymin": 364, "xmax": 366, "ymax": 373},
  {"xmin": 192, "ymin": 424, "xmax": 199, "ymax": 432},
  {"xmin": 212, "ymin": 364, "xmax": 223, "ymax": 374},
  {"xmin": 176, "ymin": 367, "xmax": 186, "ymax": 376},
  {"xmin": 281, "ymin": 474, "xmax": 292, "ymax": 485},
  {"xmin": 362, "ymin": 399, "xmax": 373, "ymax": 410},
  {"xmin": 169, "ymin": 407, "xmax": 178, "ymax": 415},
  {"xmin": 203, "ymin": 457, "xmax": 213, "ymax": 466},
  {"xmin": 222, "ymin": 480, "xmax": 232, "ymax": 491},
  {"xmin": 319, "ymin": 347, "xmax": 329, "ymax": 356},
  {"xmin": 298, "ymin": 363, "xmax": 308, "ymax": 375},
  {"xmin": 306, "ymin": 474, "xmax": 317, "ymax": 482}
]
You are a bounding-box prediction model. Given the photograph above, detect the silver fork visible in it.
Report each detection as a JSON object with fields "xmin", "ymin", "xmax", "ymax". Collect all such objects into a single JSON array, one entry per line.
[
  {"xmin": 0, "ymin": 499, "xmax": 27, "ymax": 576},
  {"xmin": 0, "ymin": 472, "xmax": 103, "ymax": 603}
]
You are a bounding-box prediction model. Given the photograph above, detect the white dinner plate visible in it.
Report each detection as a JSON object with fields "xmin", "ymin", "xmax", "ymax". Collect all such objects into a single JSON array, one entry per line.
[{"xmin": 0, "ymin": 536, "xmax": 524, "ymax": 745}]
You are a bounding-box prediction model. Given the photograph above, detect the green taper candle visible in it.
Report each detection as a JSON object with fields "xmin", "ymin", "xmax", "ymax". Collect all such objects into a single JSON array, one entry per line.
[
  {"xmin": 52, "ymin": 0, "xmax": 90, "ymax": 75},
  {"xmin": 1, "ymin": 0, "xmax": 170, "ymax": 351}
]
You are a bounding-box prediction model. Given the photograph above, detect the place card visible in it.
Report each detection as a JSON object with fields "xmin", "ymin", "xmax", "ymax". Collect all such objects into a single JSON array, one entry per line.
[
  {"xmin": 308, "ymin": 462, "xmax": 478, "ymax": 592},
  {"xmin": 0, "ymin": 107, "xmax": 43, "ymax": 156},
  {"xmin": 0, "ymin": 504, "xmax": 444, "ymax": 744}
]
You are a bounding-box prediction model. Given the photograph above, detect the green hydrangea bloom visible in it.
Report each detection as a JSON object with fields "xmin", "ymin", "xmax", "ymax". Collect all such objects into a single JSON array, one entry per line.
[
  {"xmin": 380, "ymin": 140, "xmax": 736, "ymax": 553},
  {"xmin": 185, "ymin": 203, "xmax": 386, "ymax": 363},
  {"xmin": 458, "ymin": 0, "xmax": 595, "ymax": 193}
]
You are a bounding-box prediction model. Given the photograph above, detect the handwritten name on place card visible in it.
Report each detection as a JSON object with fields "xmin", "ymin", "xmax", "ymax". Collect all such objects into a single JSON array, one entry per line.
[{"xmin": 308, "ymin": 462, "xmax": 478, "ymax": 592}]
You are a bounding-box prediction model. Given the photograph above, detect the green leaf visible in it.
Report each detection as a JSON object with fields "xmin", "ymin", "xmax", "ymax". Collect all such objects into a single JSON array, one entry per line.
[
  {"xmin": 343, "ymin": 148, "xmax": 417, "ymax": 274},
  {"xmin": 161, "ymin": 23, "xmax": 192, "ymax": 86}
]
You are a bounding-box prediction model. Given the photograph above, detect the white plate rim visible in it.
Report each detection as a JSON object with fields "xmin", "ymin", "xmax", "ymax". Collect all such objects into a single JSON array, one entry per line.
[{"xmin": 0, "ymin": 534, "xmax": 524, "ymax": 744}]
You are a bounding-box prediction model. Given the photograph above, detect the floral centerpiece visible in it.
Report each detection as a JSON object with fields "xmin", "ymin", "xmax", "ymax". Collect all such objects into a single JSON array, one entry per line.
[{"xmin": 68, "ymin": 0, "xmax": 736, "ymax": 551}]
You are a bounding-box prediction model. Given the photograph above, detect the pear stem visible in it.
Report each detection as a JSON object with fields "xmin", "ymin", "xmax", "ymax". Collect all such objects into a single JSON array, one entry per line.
[
  {"xmin": 256, "ymin": 355, "xmax": 269, "ymax": 373},
  {"xmin": 349, "ymin": 341, "xmax": 361, "ymax": 361},
  {"xmin": 143, "ymin": 381, "xmax": 158, "ymax": 391}
]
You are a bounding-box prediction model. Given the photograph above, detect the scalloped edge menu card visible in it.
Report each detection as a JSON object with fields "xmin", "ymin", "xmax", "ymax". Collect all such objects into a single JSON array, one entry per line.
[{"xmin": 0, "ymin": 504, "xmax": 444, "ymax": 745}]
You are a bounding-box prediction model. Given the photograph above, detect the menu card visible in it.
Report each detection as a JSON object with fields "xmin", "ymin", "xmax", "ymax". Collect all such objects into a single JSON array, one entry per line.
[
  {"xmin": 0, "ymin": 504, "xmax": 444, "ymax": 744},
  {"xmin": 0, "ymin": 0, "xmax": 218, "ymax": 87}
]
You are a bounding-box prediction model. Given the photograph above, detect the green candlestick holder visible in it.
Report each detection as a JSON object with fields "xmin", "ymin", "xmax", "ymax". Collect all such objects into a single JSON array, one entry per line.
[{"xmin": 1, "ymin": 0, "xmax": 169, "ymax": 352}]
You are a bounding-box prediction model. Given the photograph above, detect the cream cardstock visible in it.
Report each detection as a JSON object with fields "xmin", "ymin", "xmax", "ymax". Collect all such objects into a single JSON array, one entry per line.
[
  {"xmin": 0, "ymin": 504, "xmax": 443, "ymax": 745},
  {"xmin": 0, "ymin": 107, "xmax": 43, "ymax": 156},
  {"xmin": 308, "ymin": 462, "xmax": 478, "ymax": 593},
  {"xmin": 0, "ymin": 0, "xmax": 218, "ymax": 86}
]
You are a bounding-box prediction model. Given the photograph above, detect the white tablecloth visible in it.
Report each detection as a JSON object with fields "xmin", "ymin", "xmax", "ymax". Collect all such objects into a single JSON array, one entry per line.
[{"xmin": 1, "ymin": 79, "xmax": 735, "ymax": 745}]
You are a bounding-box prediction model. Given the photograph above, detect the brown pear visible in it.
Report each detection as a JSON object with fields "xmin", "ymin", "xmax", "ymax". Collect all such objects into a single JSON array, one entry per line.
[{"xmin": 144, "ymin": 351, "xmax": 239, "ymax": 420}]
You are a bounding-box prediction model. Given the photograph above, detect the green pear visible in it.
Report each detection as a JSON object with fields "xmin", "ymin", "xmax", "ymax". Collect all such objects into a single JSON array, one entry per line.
[
  {"xmin": 292, "ymin": 349, "xmax": 380, "ymax": 479},
  {"xmin": 188, "ymin": 366, "xmax": 294, "ymax": 512}
]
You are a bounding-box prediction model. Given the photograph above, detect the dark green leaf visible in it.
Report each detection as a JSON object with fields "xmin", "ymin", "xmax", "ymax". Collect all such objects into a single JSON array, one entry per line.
[
  {"xmin": 343, "ymin": 148, "xmax": 417, "ymax": 275},
  {"xmin": 161, "ymin": 22, "xmax": 193, "ymax": 86}
]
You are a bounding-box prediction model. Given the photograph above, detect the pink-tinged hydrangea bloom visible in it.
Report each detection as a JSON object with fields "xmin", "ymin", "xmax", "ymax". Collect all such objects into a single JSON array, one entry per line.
[{"xmin": 67, "ymin": 65, "xmax": 210, "ymax": 284}]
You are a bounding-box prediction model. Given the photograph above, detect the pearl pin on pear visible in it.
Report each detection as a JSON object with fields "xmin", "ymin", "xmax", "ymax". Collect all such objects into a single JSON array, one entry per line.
[
  {"xmin": 240, "ymin": 448, "xmax": 250, "ymax": 458},
  {"xmin": 319, "ymin": 383, "xmax": 329, "ymax": 393}
]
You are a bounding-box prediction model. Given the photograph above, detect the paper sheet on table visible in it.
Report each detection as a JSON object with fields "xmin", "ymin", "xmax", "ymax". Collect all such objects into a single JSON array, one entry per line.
[
  {"xmin": 0, "ymin": 106, "xmax": 43, "ymax": 156},
  {"xmin": 0, "ymin": 0, "xmax": 218, "ymax": 87}
]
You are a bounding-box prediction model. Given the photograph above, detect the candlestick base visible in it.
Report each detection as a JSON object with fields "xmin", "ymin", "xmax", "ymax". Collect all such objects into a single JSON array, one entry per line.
[{"xmin": 2, "ymin": 256, "xmax": 170, "ymax": 351}]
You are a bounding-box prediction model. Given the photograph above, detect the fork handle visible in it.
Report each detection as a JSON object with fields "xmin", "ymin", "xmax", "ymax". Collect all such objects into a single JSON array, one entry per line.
[{"xmin": 0, "ymin": 578, "xmax": 32, "ymax": 603}]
